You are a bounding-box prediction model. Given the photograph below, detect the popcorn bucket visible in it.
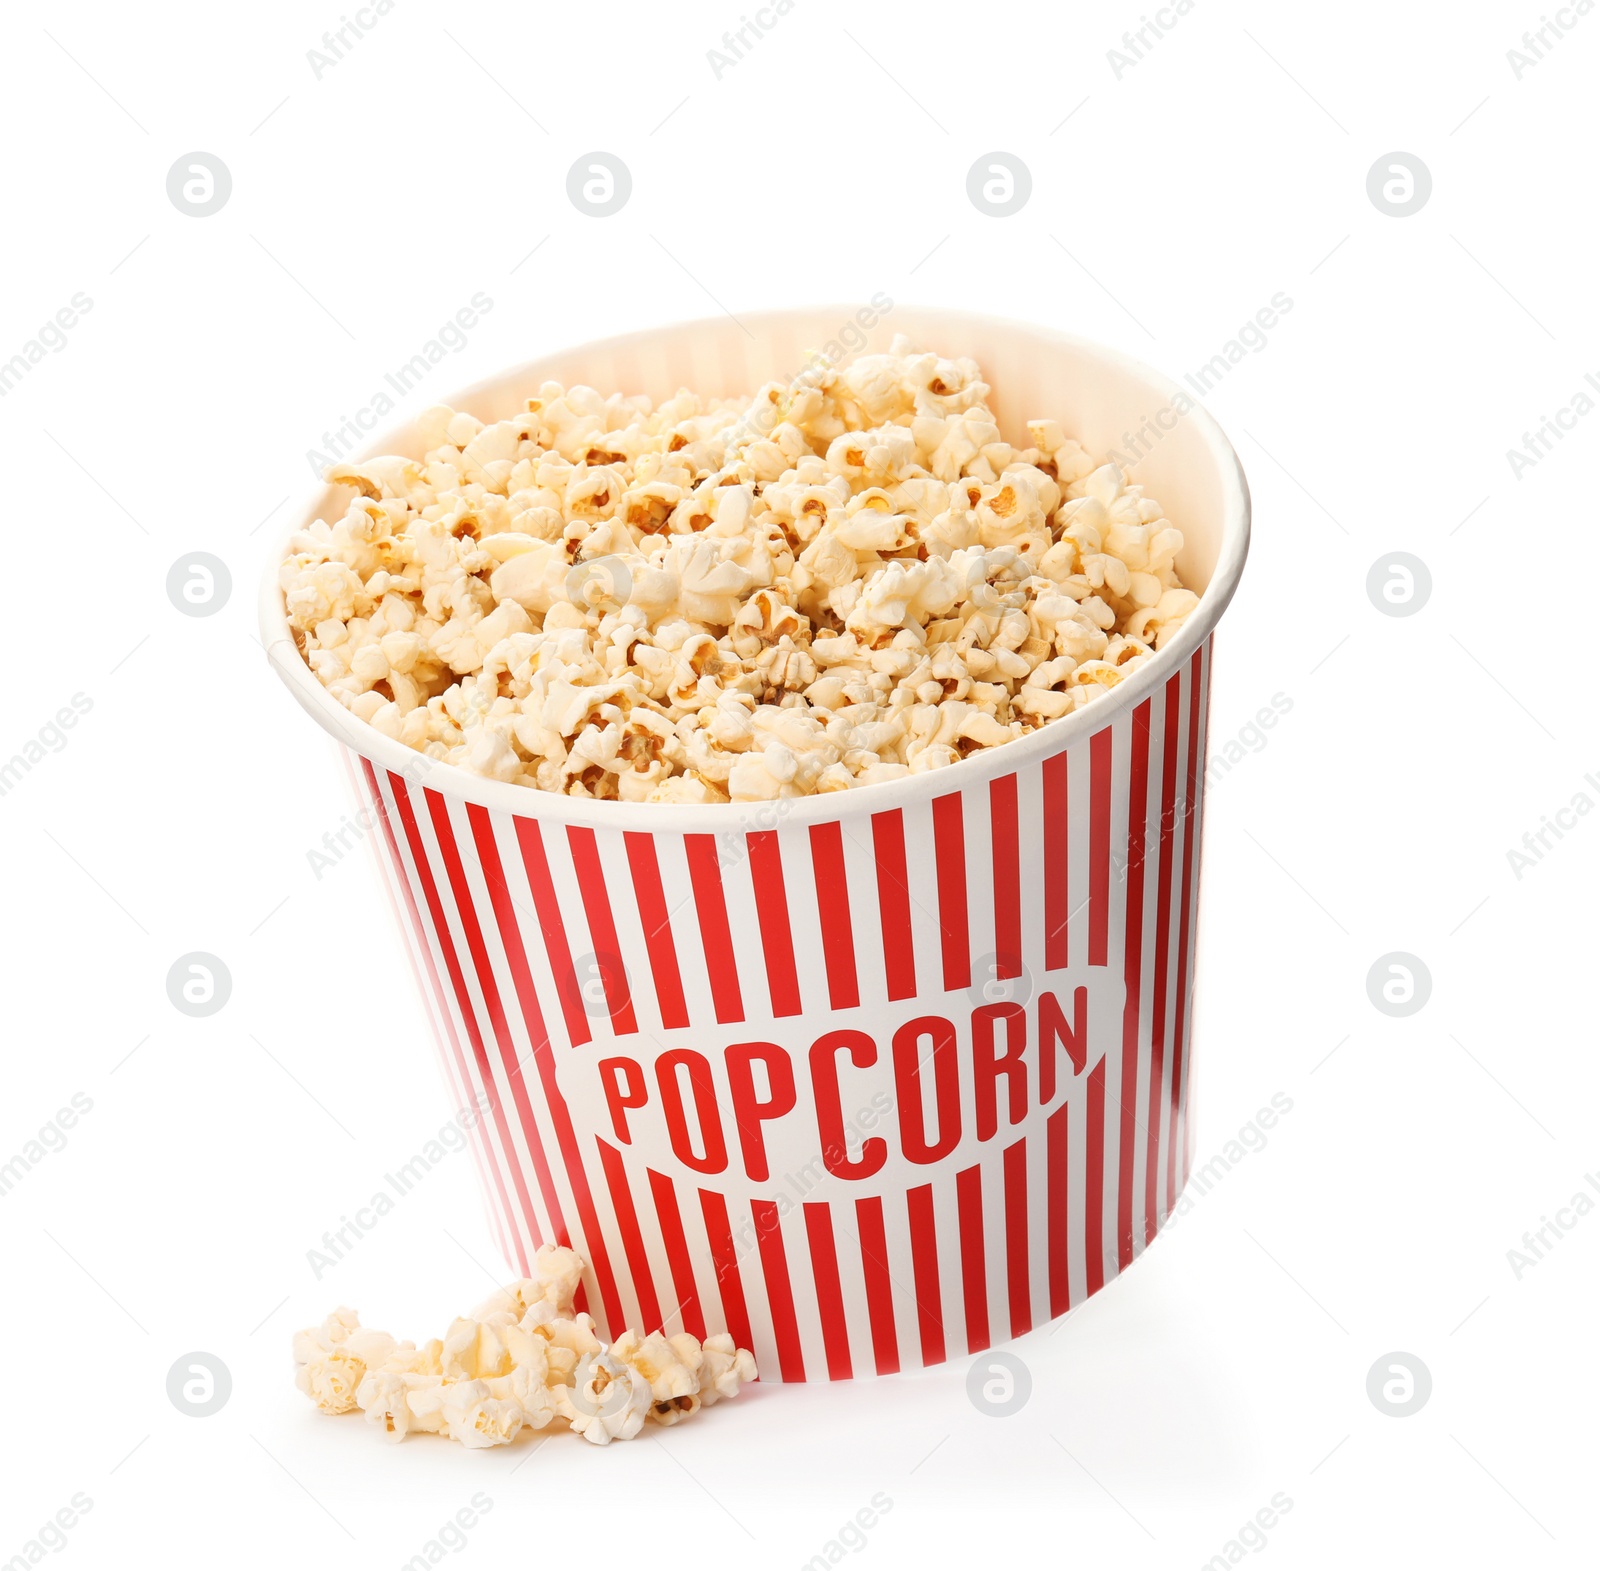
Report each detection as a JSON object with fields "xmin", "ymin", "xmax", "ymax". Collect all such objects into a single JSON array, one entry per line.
[{"xmin": 261, "ymin": 307, "xmax": 1249, "ymax": 1379}]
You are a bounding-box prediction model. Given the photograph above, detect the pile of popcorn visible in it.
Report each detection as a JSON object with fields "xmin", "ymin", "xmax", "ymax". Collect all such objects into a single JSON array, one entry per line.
[
  {"xmin": 281, "ymin": 337, "xmax": 1199, "ymax": 802},
  {"xmin": 291, "ymin": 1245, "xmax": 757, "ymax": 1448}
]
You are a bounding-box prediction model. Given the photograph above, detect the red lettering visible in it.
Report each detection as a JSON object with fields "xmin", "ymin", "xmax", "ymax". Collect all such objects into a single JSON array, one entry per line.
[
  {"xmin": 655, "ymin": 1049, "xmax": 728, "ymax": 1174},
  {"xmin": 1037, "ymin": 987, "xmax": 1088, "ymax": 1103},
  {"xmin": 972, "ymin": 1002, "xmax": 1027, "ymax": 1140},
  {"xmin": 809, "ymin": 1030, "xmax": 887, "ymax": 1179},
  {"xmin": 610, "ymin": 990, "xmax": 1099, "ymax": 1179},
  {"xmin": 724, "ymin": 1041, "xmax": 797, "ymax": 1182},
  {"xmin": 893, "ymin": 1015, "xmax": 961, "ymax": 1164},
  {"xmin": 598, "ymin": 1056, "xmax": 648, "ymax": 1143}
]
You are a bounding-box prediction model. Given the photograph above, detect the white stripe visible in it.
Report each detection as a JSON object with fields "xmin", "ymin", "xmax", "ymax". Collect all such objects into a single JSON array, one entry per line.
[
  {"xmin": 826, "ymin": 1198, "xmax": 878, "ymax": 1374},
  {"xmin": 592, "ymin": 824, "xmax": 667, "ymax": 1037},
  {"xmin": 1014, "ymin": 762, "xmax": 1047, "ymax": 994},
  {"xmin": 427, "ymin": 791, "xmax": 563, "ymax": 1251},
  {"xmin": 1130, "ymin": 689, "xmax": 1163, "ymax": 1264},
  {"xmin": 836, "ymin": 812, "xmax": 890, "ymax": 1009},
  {"xmin": 655, "ymin": 833, "xmax": 721, "ymax": 1029},
  {"xmin": 713, "ymin": 1192, "xmax": 781, "ymax": 1377},
  {"xmin": 778, "ymin": 820, "xmax": 832, "ymax": 1016},
  {"xmin": 376, "ymin": 768, "xmax": 538, "ymax": 1271},
  {"xmin": 343, "ymin": 750, "xmax": 516, "ymax": 1268},
  {"xmin": 1066, "ymin": 1049, "xmax": 1094, "ymax": 1310},
  {"xmin": 719, "ymin": 831, "xmax": 766, "ymax": 1015}
]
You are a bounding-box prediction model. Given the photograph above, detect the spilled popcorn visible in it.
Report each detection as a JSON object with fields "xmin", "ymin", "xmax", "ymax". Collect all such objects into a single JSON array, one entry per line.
[
  {"xmin": 292, "ymin": 1245, "xmax": 756, "ymax": 1447},
  {"xmin": 282, "ymin": 337, "xmax": 1198, "ymax": 801}
]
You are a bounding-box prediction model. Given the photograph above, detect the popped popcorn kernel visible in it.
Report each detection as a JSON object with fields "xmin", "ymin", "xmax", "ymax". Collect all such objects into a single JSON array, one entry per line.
[
  {"xmin": 292, "ymin": 1254, "xmax": 758, "ymax": 1451},
  {"xmin": 285, "ymin": 340, "xmax": 1197, "ymax": 797}
]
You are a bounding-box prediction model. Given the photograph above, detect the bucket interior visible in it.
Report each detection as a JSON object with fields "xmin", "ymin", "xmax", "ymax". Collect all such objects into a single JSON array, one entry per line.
[{"xmin": 294, "ymin": 306, "xmax": 1237, "ymax": 603}]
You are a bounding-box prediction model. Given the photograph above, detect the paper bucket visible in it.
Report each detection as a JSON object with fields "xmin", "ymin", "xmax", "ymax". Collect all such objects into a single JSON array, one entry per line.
[{"xmin": 262, "ymin": 305, "xmax": 1250, "ymax": 1379}]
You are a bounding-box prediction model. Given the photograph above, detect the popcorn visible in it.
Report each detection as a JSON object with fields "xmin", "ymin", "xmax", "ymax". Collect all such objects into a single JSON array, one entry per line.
[
  {"xmin": 284, "ymin": 339, "xmax": 1197, "ymax": 800},
  {"xmin": 440, "ymin": 1317, "xmax": 512, "ymax": 1381},
  {"xmin": 293, "ymin": 1253, "xmax": 757, "ymax": 1451},
  {"xmin": 291, "ymin": 1310, "xmax": 399, "ymax": 1415},
  {"xmin": 440, "ymin": 1381, "xmax": 526, "ymax": 1450},
  {"xmin": 352, "ymin": 1368, "xmax": 418, "ymax": 1441},
  {"xmin": 556, "ymin": 1351, "xmax": 653, "ymax": 1446},
  {"xmin": 294, "ymin": 1348, "xmax": 368, "ymax": 1416},
  {"xmin": 610, "ymin": 1328, "xmax": 701, "ymax": 1402},
  {"xmin": 466, "ymin": 1242, "xmax": 583, "ymax": 1328},
  {"xmin": 695, "ymin": 1333, "xmax": 758, "ymax": 1407}
]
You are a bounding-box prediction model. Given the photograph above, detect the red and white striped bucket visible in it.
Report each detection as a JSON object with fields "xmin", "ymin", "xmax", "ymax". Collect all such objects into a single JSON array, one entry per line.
[{"xmin": 263, "ymin": 307, "xmax": 1250, "ymax": 1379}]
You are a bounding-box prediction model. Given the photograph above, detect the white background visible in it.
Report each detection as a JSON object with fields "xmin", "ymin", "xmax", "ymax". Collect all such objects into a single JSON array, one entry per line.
[{"xmin": 3, "ymin": 1, "xmax": 1595, "ymax": 1566}]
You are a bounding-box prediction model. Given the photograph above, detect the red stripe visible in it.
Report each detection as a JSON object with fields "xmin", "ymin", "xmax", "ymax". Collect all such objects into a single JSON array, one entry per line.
[
  {"xmin": 565, "ymin": 826, "xmax": 638, "ymax": 1035},
  {"xmin": 385, "ymin": 774, "xmax": 537, "ymax": 1267},
  {"xmin": 1117, "ymin": 703, "xmax": 1151, "ymax": 1272},
  {"xmin": 1042, "ymin": 751, "xmax": 1069, "ymax": 970},
  {"xmin": 905, "ymin": 1184, "xmax": 944, "ymax": 1367},
  {"xmin": 1190, "ymin": 640, "xmax": 1215, "ymax": 1184},
  {"xmin": 1046, "ymin": 1099, "xmax": 1070, "ymax": 1318},
  {"xmin": 932, "ymin": 793, "xmax": 971, "ymax": 993},
  {"xmin": 1085, "ymin": 1054, "xmax": 1107, "ymax": 1296},
  {"xmin": 956, "ymin": 1163, "xmax": 989, "ymax": 1353},
  {"xmin": 990, "ymin": 774, "xmax": 1021, "ymax": 979},
  {"xmin": 684, "ymin": 835, "xmax": 744, "ymax": 1023},
  {"xmin": 871, "ymin": 810, "xmax": 917, "ymax": 1001},
  {"xmin": 751, "ymin": 1199, "xmax": 805, "ymax": 1381},
  {"xmin": 361, "ymin": 762, "xmax": 517, "ymax": 1266},
  {"xmin": 513, "ymin": 819, "xmax": 589, "ymax": 1047},
  {"xmin": 1170, "ymin": 642, "xmax": 1210, "ymax": 1202},
  {"xmin": 803, "ymin": 1204, "xmax": 853, "ymax": 1380},
  {"xmin": 809, "ymin": 821, "xmax": 860, "ymax": 1010},
  {"xmin": 1004, "ymin": 1136, "xmax": 1032, "ymax": 1338},
  {"xmin": 745, "ymin": 831, "xmax": 803, "ymax": 1017},
  {"xmin": 1089, "ymin": 725, "xmax": 1113, "ymax": 967},
  {"xmin": 698, "ymin": 1189, "xmax": 754, "ymax": 1354},
  {"xmin": 596, "ymin": 1139, "xmax": 662, "ymax": 1333},
  {"xmin": 624, "ymin": 833, "xmax": 689, "ymax": 1031},
  {"xmin": 465, "ymin": 805, "xmax": 627, "ymax": 1335},
  {"xmin": 647, "ymin": 1168, "xmax": 706, "ymax": 1339},
  {"xmin": 427, "ymin": 794, "xmax": 568, "ymax": 1243},
  {"xmin": 1145, "ymin": 676, "xmax": 1182, "ymax": 1245},
  {"xmin": 855, "ymin": 1195, "xmax": 901, "ymax": 1375},
  {"xmin": 356, "ymin": 763, "xmax": 497, "ymax": 1239}
]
